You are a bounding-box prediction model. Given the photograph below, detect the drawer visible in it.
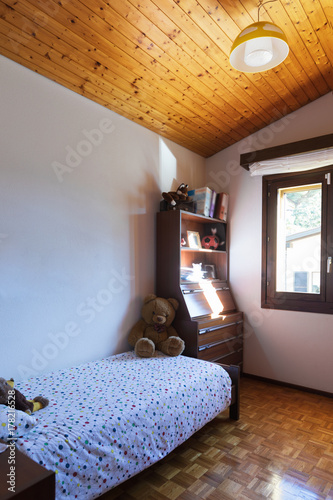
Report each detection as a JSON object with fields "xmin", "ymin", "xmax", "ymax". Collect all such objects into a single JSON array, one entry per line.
[
  {"xmin": 182, "ymin": 288, "xmax": 237, "ymax": 318},
  {"xmin": 215, "ymin": 351, "xmax": 243, "ymax": 366},
  {"xmin": 198, "ymin": 337, "xmax": 243, "ymax": 361},
  {"xmin": 198, "ymin": 321, "xmax": 242, "ymax": 347},
  {"xmin": 198, "ymin": 312, "xmax": 243, "ymax": 331}
]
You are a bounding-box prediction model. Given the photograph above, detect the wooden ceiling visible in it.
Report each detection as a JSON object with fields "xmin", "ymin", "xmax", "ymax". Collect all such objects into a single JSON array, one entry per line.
[{"xmin": 0, "ymin": 0, "xmax": 332, "ymax": 157}]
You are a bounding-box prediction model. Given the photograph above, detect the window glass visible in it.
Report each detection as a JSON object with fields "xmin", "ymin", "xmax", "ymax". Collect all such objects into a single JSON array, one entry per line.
[
  {"xmin": 262, "ymin": 167, "xmax": 333, "ymax": 314},
  {"xmin": 276, "ymin": 184, "xmax": 322, "ymax": 294}
]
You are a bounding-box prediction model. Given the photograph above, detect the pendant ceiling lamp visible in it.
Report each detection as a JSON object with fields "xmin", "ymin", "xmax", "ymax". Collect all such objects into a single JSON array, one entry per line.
[{"xmin": 229, "ymin": 0, "xmax": 289, "ymax": 73}]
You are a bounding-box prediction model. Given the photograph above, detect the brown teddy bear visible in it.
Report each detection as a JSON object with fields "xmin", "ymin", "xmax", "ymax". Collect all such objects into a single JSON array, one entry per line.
[
  {"xmin": 128, "ymin": 294, "xmax": 185, "ymax": 358},
  {"xmin": 0, "ymin": 378, "xmax": 49, "ymax": 414},
  {"xmin": 162, "ymin": 183, "xmax": 189, "ymax": 208}
]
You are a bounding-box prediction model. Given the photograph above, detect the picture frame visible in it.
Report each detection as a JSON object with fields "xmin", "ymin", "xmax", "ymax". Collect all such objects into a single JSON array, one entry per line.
[
  {"xmin": 187, "ymin": 230, "xmax": 202, "ymax": 249},
  {"xmin": 204, "ymin": 264, "xmax": 216, "ymax": 279}
]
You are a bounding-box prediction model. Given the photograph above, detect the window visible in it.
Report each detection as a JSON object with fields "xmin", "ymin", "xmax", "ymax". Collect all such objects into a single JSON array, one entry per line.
[{"xmin": 262, "ymin": 167, "xmax": 333, "ymax": 314}]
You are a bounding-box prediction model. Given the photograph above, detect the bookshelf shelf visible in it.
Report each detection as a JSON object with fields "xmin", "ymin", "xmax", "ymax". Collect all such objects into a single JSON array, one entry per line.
[{"xmin": 181, "ymin": 247, "xmax": 226, "ymax": 253}]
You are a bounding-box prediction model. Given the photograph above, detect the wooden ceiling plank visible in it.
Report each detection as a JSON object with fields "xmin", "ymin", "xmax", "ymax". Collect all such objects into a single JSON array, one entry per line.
[
  {"xmin": 217, "ymin": 0, "xmax": 256, "ymax": 30},
  {"xmin": 0, "ymin": 0, "xmax": 332, "ymax": 157},
  {"xmin": 165, "ymin": 0, "xmax": 292, "ymax": 120},
  {"xmin": 0, "ymin": 19, "xmax": 220, "ymax": 156},
  {"xmin": 89, "ymin": 0, "xmax": 333, "ymax": 138},
  {"xmin": 88, "ymin": 84, "xmax": 218, "ymax": 157},
  {"xmin": 239, "ymin": 0, "xmax": 322, "ymax": 104},
  {"xmin": 319, "ymin": 0, "xmax": 333, "ymax": 81},
  {"xmin": 278, "ymin": 0, "xmax": 331, "ymax": 95},
  {"xmin": 0, "ymin": 49, "xmax": 123, "ymax": 120},
  {"xmin": 241, "ymin": 1, "xmax": 316, "ymax": 107},
  {"xmin": 103, "ymin": 45, "xmax": 231, "ymax": 147},
  {"xmin": 198, "ymin": 0, "xmax": 253, "ymax": 42},
  {"xmin": 319, "ymin": 0, "xmax": 333, "ymax": 23},
  {"xmin": 301, "ymin": 0, "xmax": 333, "ymax": 88},
  {"xmin": 216, "ymin": 0, "xmax": 317, "ymax": 106},
  {"xmin": 127, "ymin": 0, "xmax": 278, "ymax": 127},
  {"xmin": 97, "ymin": 66, "xmax": 232, "ymax": 150},
  {"xmin": 83, "ymin": 73, "xmax": 229, "ymax": 154},
  {"xmin": 1, "ymin": 38, "xmax": 214, "ymax": 157},
  {"xmin": 122, "ymin": 0, "xmax": 264, "ymax": 132},
  {"xmin": 0, "ymin": 11, "xmax": 228, "ymax": 148},
  {"xmin": 77, "ymin": 0, "xmax": 258, "ymax": 136},
  {"xmin": 0, "ymin": 46, "xmax": 90, "ymax": 98},
  {"xmin": 68, "ymin": 1, "xmax": 233, "ymax": 144},
  {"xmin": 70, "ymin": 0, "xmax": 256, "ymax": 142},
  {"xmin": 103, "ymin": 46, "xmax": 246, "ymax": 145},
  {"xmin": 9, "ymin": 0, "xmax": 242, "ymax": 146},
  {"xmin": 237, "ymin": 0, "xmax": 324, "ymax": 103},
  {"xmin": 304, "ymin": 1, "xmax": 333, "ymax": 63},
  {"xmin": 106, "ymin": 0, "xmax": 257, "ymax": 129},
  {"xmin": 188, "ymin": 1, "xmax": 296, "ymax": 118},
  {"xmin": 269, "ymin": 66, "xmax": 311, "ymax": 108},
  {"xmin": 18, "ymin": 0, "xmax": 247, "ymax": 144},
  {"xmin": 0, "ymin": 32, "xmax": 86, "ymax": 88}
]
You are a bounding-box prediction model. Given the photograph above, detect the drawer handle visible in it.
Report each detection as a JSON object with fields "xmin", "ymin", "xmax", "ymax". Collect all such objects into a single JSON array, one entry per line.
[
  {"xmin": 198, "ymin": 336, "xmax": 242, "ymax": 351},
  {"xmin": 199, "ymin": 320, "xmax": 243, "ymax": 334}
]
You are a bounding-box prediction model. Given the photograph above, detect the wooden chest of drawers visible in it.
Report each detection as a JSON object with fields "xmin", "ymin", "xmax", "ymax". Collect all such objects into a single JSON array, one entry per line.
[
  {"xmin": 175, "ymin": 310, "xmax": 243, "ymax": 370},
  {"xmin": 174, "ymin": 309, "xmax": 243, "ymax": 370},
  {"xmin": 197, "ymin": 312, "xmax": 243, "ymax": 366}
]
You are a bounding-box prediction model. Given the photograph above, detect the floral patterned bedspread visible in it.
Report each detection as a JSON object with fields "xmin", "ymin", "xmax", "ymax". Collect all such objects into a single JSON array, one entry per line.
[{"xmin": 15, "ymin": 351, "xmax": 231, "ymax": 499}]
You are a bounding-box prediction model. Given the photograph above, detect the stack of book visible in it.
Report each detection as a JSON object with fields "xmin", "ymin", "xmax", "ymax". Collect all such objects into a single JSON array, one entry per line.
[{"xmin": 188, "ymin": 187, "xmax": 229, "ymax": 221}]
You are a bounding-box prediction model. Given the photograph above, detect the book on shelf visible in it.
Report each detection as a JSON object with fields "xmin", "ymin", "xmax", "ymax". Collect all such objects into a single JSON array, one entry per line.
[
  {"xmin": 214, "ymin": 192, "xmax": 229, "ymax": 221},
  {"xmin": 209, "ymin": 190, "xmax": 217, "ymax": 218},
  {"xmin": 188, "ymin": 187, "xmax": 212, "ymax": 217}
]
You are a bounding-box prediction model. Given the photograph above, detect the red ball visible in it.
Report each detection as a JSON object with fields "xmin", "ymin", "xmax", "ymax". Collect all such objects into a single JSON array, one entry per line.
[{"xmin": 201, "ymin": 235, "xmax": 219, "ymax": 250}]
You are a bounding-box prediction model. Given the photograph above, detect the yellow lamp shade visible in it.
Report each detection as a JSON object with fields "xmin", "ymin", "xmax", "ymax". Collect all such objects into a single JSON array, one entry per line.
[{"xmin": 230, "ymin": 21, "xmax": 289, "ymax": 72}]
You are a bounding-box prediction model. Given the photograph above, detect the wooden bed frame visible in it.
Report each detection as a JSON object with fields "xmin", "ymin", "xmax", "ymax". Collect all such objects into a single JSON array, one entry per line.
[{"xmin": 220, "ymin": 363, "xmax": 240, "ymax": 421}]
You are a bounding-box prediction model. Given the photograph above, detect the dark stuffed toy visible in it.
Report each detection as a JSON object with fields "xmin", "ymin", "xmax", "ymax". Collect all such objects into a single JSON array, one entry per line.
[
  {"xmin": 0, "ymin": 378, "xmax": 49, "ymax": 414},
  {"xmin": 162, "ymin": 183, "xmax": 189, "ymax": 208}
]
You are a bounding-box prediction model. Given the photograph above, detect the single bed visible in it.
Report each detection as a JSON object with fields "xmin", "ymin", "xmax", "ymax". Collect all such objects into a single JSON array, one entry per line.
[{"xmin": 0, "ymin": 351, "xmax": 239, "ymax": 500}]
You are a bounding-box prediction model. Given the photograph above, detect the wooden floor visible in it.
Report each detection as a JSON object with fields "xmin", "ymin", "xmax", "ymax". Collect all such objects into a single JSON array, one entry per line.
[{"xmin": 102, "ymin": 377, "xmax": 333, "ymax": 500}]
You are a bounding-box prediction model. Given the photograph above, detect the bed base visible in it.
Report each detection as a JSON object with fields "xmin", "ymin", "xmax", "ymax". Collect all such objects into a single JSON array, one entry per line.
[
  {"xmin": 0, "ymin": 443, "xmax": 55, "ymax": 500},
  {"xmin": 219, "ymin": 363, "xmax": 240, "ymax": 420}
]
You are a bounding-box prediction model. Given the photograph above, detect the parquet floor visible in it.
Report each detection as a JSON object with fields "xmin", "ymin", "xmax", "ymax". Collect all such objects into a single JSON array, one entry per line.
[{"xmin": 102, "ymin": 377, "xmax": 333, "ymax": 500}]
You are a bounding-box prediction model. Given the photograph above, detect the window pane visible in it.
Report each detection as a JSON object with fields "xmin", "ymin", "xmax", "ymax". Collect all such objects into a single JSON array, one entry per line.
[{"xmin": 276, "ymin": 184, "xmax": 322, "ymax": 293}]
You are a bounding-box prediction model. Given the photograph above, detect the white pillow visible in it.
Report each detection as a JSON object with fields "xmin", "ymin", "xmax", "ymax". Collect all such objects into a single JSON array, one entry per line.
[{"xmin": 0, "ymin": 404, "xmax": 37, "ymax": 440}]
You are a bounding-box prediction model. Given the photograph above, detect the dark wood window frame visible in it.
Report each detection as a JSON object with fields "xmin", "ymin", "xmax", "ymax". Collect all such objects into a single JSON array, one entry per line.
[
  {"xmin": 262, "ymin": 167, "xmax": 333, "ymax": 314},
  {"xmin": 239, "ymin": 133, "xmax": 333, "ymax": 314}
]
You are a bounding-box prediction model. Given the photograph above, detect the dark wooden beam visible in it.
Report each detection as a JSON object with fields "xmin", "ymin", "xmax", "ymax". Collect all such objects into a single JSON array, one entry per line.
[{"xmin": 240, "ymin": 133, "xmax": 333, "ymax": 170}]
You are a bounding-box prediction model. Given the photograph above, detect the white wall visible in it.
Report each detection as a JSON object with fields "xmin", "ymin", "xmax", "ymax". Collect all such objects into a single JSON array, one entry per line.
[
  {"xmin": 206, "ymin": 92, "xmax": 333, "ymax": 393},
  {"xmin": 0, "ymin": 56, "xmax": 206, "ymax": 381}
]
